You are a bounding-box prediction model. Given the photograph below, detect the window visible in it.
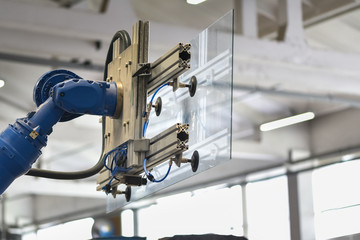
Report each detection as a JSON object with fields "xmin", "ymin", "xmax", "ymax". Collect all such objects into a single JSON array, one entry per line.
[
  {"xmin": 121, "ymin": 209, "xmax": 134, "ymax": 237},
  {"xmin": 246, "ymin": 176, "xmax": 290, "ymax": 240},
  {"xmin": 137, "ymin": 185, "xmax": 243, "ymax": 240},
  {"xmin": 22, "ymin": 232, "xmax": 37, "ymax": 240},
  {"xmin": 313, "ymin": 160, "xmax": 360, "ymax": 239},
  {"xmin": 27, "ymin": 218, "xmax": 94, "ymax": 240}
]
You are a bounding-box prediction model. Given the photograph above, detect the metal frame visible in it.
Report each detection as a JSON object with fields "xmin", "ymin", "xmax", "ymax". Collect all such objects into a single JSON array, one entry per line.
[{"xmin": 96, "ymin": 21, "xmax": 193, "ymax": 195}]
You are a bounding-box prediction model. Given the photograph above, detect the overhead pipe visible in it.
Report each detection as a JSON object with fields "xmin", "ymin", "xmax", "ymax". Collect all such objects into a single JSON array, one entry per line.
[{"xmin": 233, "ymin": 83, "xmax": 360, "ymax": 108}]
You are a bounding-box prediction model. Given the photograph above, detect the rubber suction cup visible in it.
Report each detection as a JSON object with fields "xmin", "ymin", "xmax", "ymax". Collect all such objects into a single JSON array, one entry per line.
[
  {"xmin": 189, "ymin": 76, "xmax": 197, "ymax": 97},
  {"xmin": 191, "ymin": 150, "xmax": 199, "ymax": 172},
  {"xmin": 154, "ymin": 97, "xmax": 162, "ymax": 116},
  {"xmin": 125, "ymin": 186, "xmax": 131, "ymax": 202}
]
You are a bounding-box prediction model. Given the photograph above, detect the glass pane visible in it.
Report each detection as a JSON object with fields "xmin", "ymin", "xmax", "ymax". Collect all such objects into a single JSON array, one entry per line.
[{"xmin": 107, "ymin": 10, "xmax": 234, "ymax": 211}]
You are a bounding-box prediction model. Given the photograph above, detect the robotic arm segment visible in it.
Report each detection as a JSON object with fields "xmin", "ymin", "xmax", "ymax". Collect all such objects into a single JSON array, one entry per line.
[
  {"xmin": 0, "ymin": 119, "xmax": 44, "ymax": 194},
  {"xmin": 27, "ymin": 98, "xmax": 65, "ymax": 136},
  {"xmin": 52, "ymin": 79, "xmax": 118, "ymax": 117},
  {"xmin": 29, "ymin": 79, "xmax": 119, "ymax": 136},
  {"xmin": 0, "ymin": 72, "xmax": 120, "ymax": 195}
]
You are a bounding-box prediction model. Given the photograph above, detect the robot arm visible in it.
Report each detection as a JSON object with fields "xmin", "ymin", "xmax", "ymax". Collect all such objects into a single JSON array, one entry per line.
[
  {"xmin": 0, "ymin": 74, "xmax": 119, "ymax": 194},
  {"xmin": 0, "ymin": 22, "xmax": 199, "ymax": 201}
]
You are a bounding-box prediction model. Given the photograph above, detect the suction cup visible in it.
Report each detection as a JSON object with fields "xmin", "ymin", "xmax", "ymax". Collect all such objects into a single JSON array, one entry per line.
[
  {"xmin": 154, "ymin": 97, "xmax": 162, "ymax": 116},
  {"xmin": 125, "ymin": 186, "xmax": 131, "ymax": 202},
  {"xmin": 189, "ymin": 76, "xmax": 197, "ymax": 97},
  {"xmin": 191, "ymin": 150, "xmax": 199, "ymax": 172}
]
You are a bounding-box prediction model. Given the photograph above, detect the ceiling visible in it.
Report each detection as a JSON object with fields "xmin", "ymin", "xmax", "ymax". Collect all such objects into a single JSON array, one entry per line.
[{"xmin": 1, "ymin": 0, "xmax": 360, "ymax": 230}]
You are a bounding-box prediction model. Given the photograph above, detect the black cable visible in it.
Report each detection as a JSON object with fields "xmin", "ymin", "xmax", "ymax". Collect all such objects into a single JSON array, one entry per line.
[
  {"xmin": 25, "ymin": 116, "xmax": 106, "ymax": 180},
  {"xmin": 103, "ymin": 30, "xmax": 131, "ymax": 82},
  {"xmin": 26, "ymin": 30, "xmax": 131, "ymax": 179}
]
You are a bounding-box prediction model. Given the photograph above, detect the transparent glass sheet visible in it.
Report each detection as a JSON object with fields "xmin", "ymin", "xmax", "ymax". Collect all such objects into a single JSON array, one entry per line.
[{"xmin": 107, "ymin": 10, "xmax": 233, "ymax": 211}]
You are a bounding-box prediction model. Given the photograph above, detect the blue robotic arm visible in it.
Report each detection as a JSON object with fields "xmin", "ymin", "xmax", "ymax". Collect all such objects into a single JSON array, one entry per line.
[{"xmin": 0, "ymin": 70, "xmax": 119, "ymax": 194}]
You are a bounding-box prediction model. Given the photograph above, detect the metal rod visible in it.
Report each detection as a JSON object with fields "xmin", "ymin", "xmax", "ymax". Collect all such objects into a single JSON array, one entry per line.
[
  {"xmin": 1, "ymin": 195, "xmax": 6, "ymax": 240},
  {"xmin": 149, "ymin": 123, "xmax": 179, "ymax": 144},
  {"xmin": 147, "ymin": 43, "xmax": 190, "ymax": 94},
  {"xmin": 151, "ymin": 43, "xmax": 185, "ymax": 69}
]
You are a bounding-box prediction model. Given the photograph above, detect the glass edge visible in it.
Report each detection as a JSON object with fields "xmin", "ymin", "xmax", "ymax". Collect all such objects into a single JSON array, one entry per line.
[{"xmin": 230, "ymin": 8, "xmax": 234, "ymax": 160}]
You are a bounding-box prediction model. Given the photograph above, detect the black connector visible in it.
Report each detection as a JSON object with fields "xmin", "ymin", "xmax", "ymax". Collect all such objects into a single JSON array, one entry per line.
[
  {"xmin": 104, "ymin": 184, "xmax": 111, "ymax": 194},
  {"xmin": 147, "ymin": 174, "xmax": 154, "ymax": 182},
  {"xmin": 124, "ymin": 175, "xmax": 148, "ymax": 186}
]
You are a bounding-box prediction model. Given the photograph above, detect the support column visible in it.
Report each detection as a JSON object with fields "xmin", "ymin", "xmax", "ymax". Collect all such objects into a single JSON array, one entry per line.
[
  {"xmin": 240, "ymin": 0, "xmax": 258, "ymax": 38},
  {"xmin": 298, "ymin": 171, "xmax": 316, "ymax": 240},
  {"xmin": 287, "ymin": 171, "xmax": 316, "ymax": 240},
  {"xmin": 284, "ymin": 0, "xmax": 304, "ymax": 44},
  {"xmin": 241, "ymin": 183, "xmax": 248, "ymax": 238},
  {"xmin": 277, "ymin": 0, "xmax": 305, "ymax": 46},
  {"xmin": 287, "ymin": 173, "xmax": 301, "ymax": 240},
  {"xmin": 1, "ymin": 195, "xmax": 6, "ymax": 240},
  {"xmin": 133, "ymin": 209, "xmax": 139, "ymax": 237}
]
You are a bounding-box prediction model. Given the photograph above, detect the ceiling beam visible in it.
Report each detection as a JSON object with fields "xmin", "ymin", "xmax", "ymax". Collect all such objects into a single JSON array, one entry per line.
[
  {"xmin": 0, "ymin": 52, "xmax": 103, "ymax": 72},
  {"xmin": 233, "ymin": 84, "xmax": 360, "ymax": 109},
  {"xmin": 235, "ymin": 35, "xmax": 360, "ymax": 73},
  {"xmin": 257, "ymin": 0, "xmax": 277, "ymax": 21},
  {"xmin": 0, "ymin": 0, "xmax": 135, "ymax": 41},
  {"xmin": 0, "ymin": 0, "xmax": 200, "ymax": 67},
  {"xmin": 234, "ymin": 34, "xmax": 360, "ymax": 97},
  {"xmin": 6, "ymin": 177, "xmax": 105, "ymax": 199},
  {"xmin": 0, "ymin": 27, "xmax": 107, "ymax": 64},
  {"xmin": 304, "ymin": 1, "xmax": 360, "ymax": 28}
]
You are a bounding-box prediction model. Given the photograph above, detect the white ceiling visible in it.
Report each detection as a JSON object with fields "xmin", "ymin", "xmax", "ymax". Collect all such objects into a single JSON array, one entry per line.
[{"xmin": 1, "ymin": 0, "xmax": 360, "ymax": 228}]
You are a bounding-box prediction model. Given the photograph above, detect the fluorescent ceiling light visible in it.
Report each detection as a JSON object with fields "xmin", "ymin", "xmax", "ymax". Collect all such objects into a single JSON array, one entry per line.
[
  {"xmin": 187, "ymin": 0, "xmax": 207, "ymax": 5},
  {"xmin": 0, "ymin": 80, "xmax": 4, "ymax": 88},
  {"xmin": 260, "ymin": 112, "xmax": 315, "ymax": 132}
]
